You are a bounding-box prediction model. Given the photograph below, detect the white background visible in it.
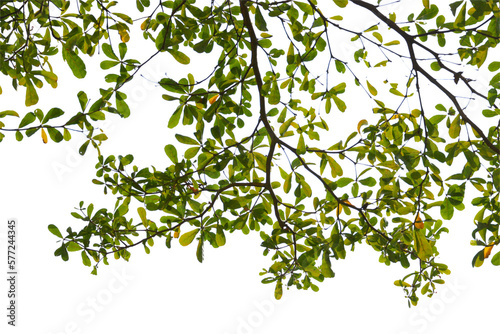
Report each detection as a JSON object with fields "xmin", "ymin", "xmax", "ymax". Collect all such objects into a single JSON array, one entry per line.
[{"xmin": 1, "ymin": 1, "xmax": 500, "ymax": 333}]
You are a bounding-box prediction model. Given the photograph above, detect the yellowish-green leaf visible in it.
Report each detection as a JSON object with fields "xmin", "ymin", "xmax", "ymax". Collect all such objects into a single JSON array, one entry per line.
[
  {"xmin": 168, "ymin": 49, "xmax": 190, "ymax": 64},
  {"xmin": 269, "ymin": 80, "xmax": 280, "ymax": 105},
  {"xmin": 357, "ymin": 119, "xmax": 368, "ymax": 133},
  {"xmin": 449, "ymin": 115, "xmax": 461, "ymax": 139},
  {"xmin": 137, "ymin": 207, "xmax": 147, "ymax": 224},
  {"xmin": 414, "ymin": 230, "xmax": 433, "ymax": 260},
  {"xmin": 366, "ymin": 80, "xmax": 378, "ymax": 96},
  {"xmin": 384, "ymin": 40, "xmax": 400, "ymax": 46},
  {"xmin": 26, "ymin": 82, "xmax": 39, "ymax": 107},
  {"xmin": 333, "ymin": 0, "xmax": 348, "ymax": 8},
  {"xmin": 179, "ymin": 229, "xmax": 199, "ymax": 246},
  {"xmin": 297, "ymin": 133, "xmax": 306, "ymax": 155}
]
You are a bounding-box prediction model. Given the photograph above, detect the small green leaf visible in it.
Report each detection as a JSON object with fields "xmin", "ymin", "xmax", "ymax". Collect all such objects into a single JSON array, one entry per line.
[
  {"xmin": 77, "ymin": 91, "xmax": 88, "ymax": 111},
  {"xmin": 269, "ymin": 80, "xmax": 280, "ymax": 105},
  {"xmin": 175, "ymin": 134, "xmax": 198, "ymax": 145},
  {"xmin": 449, "ymin": 115, "xmax": 461, "ymax": 139},
  {"xmin": 493, "ymin": 168, "xmax": 500, "ymax": 192},
  {"xmin": 67, "ymin": 242, "xmax": 82, "ymax": 252},
  {"xmin": 168, "ymin": 49, "xmax": 191, "ymax": 64},
  {"xmin": 488, "ymin": 61, "xmax": 500, "ymax": 72},
  {"xmin": 332, "ymin": 95, "xmax": 346, "ymax": 112},
  {"xmin": 179, "ymin": 229, "xmax": 199, "ymax": 246},
  {"xmin": 48, "ymin": 224, "xmax": 63, "ymax": 238},
  {"xmin": 216, "ymin": 225, "xmax": 226, "ymax": 246},
  {"xmin": 0, "ymin": 110, "xmax": 19, "ymax": 118},
  {"xmin": 25, "ymin": 82, "xmax": 39, "ymax": 107},
  {"xmin": 196, "ymin": 237, "xmax": 204, "ymax": 263},
  {"xmin": 440, "ymin": 198, "xmax": 454, "ymax": 220},
  {"xmin": 137, "ymin": 207, "xmax": 147, "ymax": 223},
  {"xmin": 63, "ymin": 47, "xmax": 87, "ymax": 78},
  {"xmin": 81, "ymin": 251, "xmax": 92, "ymax": 267},
  {"xmin": 102, "ymin": 43, "xmax": 119, "ymax": 60},
  {"xmin": 255, "ymin": 6, "xmax": 268, "ymax": 31},
  {"xmin": 274, "ymin": 279, "xmax": 283, "ymax": 300},
  {"xmin": 491, "ymin": 251, "xmax": 500, "ymax": 266},
  {"xmin": 42, "ymin": 108, "xmax": 64, "ymax": 124},
  {"xmin": 333, "ymin": 0, "xmax": 348, "ymax": 8},
  {"xmin": 164, "ymin": 144, "xmax": 178, "ymax": 163},
  {"xmin": 366, "ymin": 80, "xmax": 378, "ymax": 96},
  {"xmin": 297, "ymin": 133, "xmax": 306, "ymax": 155}
]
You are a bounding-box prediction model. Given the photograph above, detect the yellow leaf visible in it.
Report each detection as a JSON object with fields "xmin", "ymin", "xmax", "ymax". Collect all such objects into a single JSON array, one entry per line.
[
  {"xmin": 337, "ymin": 200, "xmax": 352, "ymax": 217},
  {"xmin": 414, "ymin": 213, "xmax": 424, "ymax": 229},
  {"xmin": 209, "ymin": 94, "xmax": 219, "ymax": 105},
  {"xmin": 118, "ymin": 26, "xmax": 130, "ymax": 43},
  {"xmin": 357, "ymin": 119, "xmax": 368, "ymax": 134},
  {"xmin": 423, "ymin": 0, "xmax": 429, "ymax": 9},
  {"xmin": 174, "ymin": 227, "xmax": 180, "ymax": 239},
  {"xmin": 140, "ymin": 19, "xmax": 149, "ymax": 30},
  {"xmin": 484, "ymin": 243, "xmax": 494, "ymax": 259},
  {"xmin": 41, "ymin": 128, "xmax": 48, "ymax": 144},
  {"xmin": 336, "ymin": 204, "xmax": 342, "ymax": 217}
]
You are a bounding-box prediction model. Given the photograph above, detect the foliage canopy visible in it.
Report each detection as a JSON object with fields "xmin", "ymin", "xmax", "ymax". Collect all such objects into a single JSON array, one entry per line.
[{"xmin": 2, "ymin": 0, "xmax": 500, "ymax": 306}]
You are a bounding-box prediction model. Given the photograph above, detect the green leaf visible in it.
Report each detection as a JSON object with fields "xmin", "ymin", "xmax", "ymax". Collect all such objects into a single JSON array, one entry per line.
[
  {"xmin": 274, "ymin": 279, "xmax": 283, "ymax": 300},
  {"xmin": 176, "ymin": 134, "xmax": 199, "ymax": 145},
  {"xmin": 284, "ymin": 173, "xmax": 292, "ymax": 193},
  {"xmin": 196, "ymin": 238, "xmax": 204, "ymax": 263},
  {"xmin": 67, "ymin": 242, "xmax": 82, "ymax": 252},
  {"xmin": 42, "ymin": 108, "xmax": 64, "ymax": 124},
  {"xmin": 79, "ymin": 140, "xmax": 90, "ymax": 155},
  {"xmin": 333, "ymin": 0, "xmax": 348, "ymax": 8},
  {"xmin": 488, "ymin": 62, "xmax": 500, "ymax": 72},
  {"xmin": 297, "ymin": 133, "xmax": 306, "ymax": 155},
  {"xmin": 417, "ymin": 4, "xmax": 439, "ymax": 20},
  {"xmin": 440, "ymin": 198, "xmax": 454, "ymax": 220},
  {"xmin": 454, "ymin": 3, "xmax": 466, "ymax": 28},
  {"xmin": 164, "ymin": 144, "xmax": 178, "ymax": 163},
  {"xmin": 167, "ymin": 49, "xmax": 191, "ymax": 64},
  {"xmin": 102, "ymin": 43, "xmax": 119, "ymax": 60},
  {"xmin": 116, "ymin": 91, "xmax": 130, "ymax": 118},
  {"xmin": 0, "ymin": 110, "xmax": 19, "ymax": 118},
  {"xmin": 216, "ymin": 225, "xmax": 226, "ymax": 246},
  {"xmin": 491, "ymin": 251, "xmax": 500, "ymax": 266},
  {"xmin": 81, "ymin": 251, "xmax": 92, "ymax": 267},
  {"xmin": 269, "ymin": 80, "xmax": 280, "ymax": 105},
  {"xmin": 366, "ymin": 80, "xmax": 378, "ymax": 96},
  {"xmin": 179, "ymin": 229, "xmax": 199, "ymax": 246},
  {"xmin": 100, "ymin": 60, "xmax": 120, "ymax": 69},
  {"xmin": 63, "ymin": 47, "xmax": 87, "ymax": 78},
  {"xmin": 77, "ymin": 91, "xmax": 88, "ymax": 111},
  {"xmin": 48, "ymin": 224, "xmax": 63, "ymax": 238},
  {"xmin": 137, "ymin": 207, "xmax": 147, "ymax": 224},
  {"xmin": 332, "ymin": 95, "xmax": 346, "ymax": 112},
  {"xmin": 449, "ymin": 115, "xmax": 461, "ymax": 139},
  {"xmin": 25, "ymin": 82, "xmax": 39, "ymax": 107},
  {"xmin": 168, "ymin": 107, "xmax": 182, "ymax": 128},
  {"xmin": 493, "ymin": 168, "xmax": 500, "ymax": 192},
  {"xmin": 47, "ymin": 127, "xmax": 63, "ymax": 142},
  {"xmin": 185, "ymin": 146, "xmax": 200, "ymax": 159},
  {"xmin": 255, "ymin": 6, "xmax": 268, "ymax": 31}
]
